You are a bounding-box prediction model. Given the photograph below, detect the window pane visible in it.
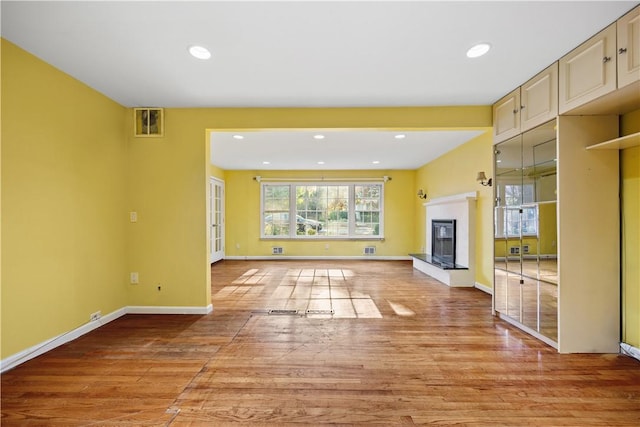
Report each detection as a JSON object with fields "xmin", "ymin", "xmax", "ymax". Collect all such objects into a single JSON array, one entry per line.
[
  {"xmin": 326, "ymin": 185, "xmax": 349, "ymax": 236},
  {"xmin": 505, "ymin": 208, "xmax": 521, "ymax": 237},
  {"xmin": 522, "ymin": 206, "xmax": 538, "ymax": 235},
  {"xmin": 355, "ymin": 184, "xmax": 381, "ymax": 236},
  {"xmin": 296, "ymin": 185, "xmax": 326, "ymax": 236},
  {"xmin": 504, "ymin": 184, "xmax": 522, "ymax": 206},
  {"xmin": 263, "ymin": 185, "xmax": 290, "ymax": 237}
]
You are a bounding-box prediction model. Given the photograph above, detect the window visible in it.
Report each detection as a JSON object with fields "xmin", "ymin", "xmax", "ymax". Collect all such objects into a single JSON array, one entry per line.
[
  {"xmin": 261, "ymin": 182, "xmax": 384, "ymax": 239},
  {"xmin": 495, "ymin": 183, "xmax": 538, "ymax": 237}
]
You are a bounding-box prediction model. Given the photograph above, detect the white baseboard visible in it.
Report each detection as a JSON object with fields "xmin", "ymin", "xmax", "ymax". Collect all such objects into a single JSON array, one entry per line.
[
  {"xmin": 224, "ymin": 255, "xmax": 412, "ymax": 261},
  {"xmin": 127, "ymin": 304, "xmax": 213, "ymax": 315},
  {"xmin": 0, "ymin": 304, "xmax": 213, "ymax": 373},
  {"xmin": 621, "ymin": 342, "xmax": 640, "ymax": 362},
  {"xmin": 474, "ymin": 282, "xmax": 493, "ymax": 295}
]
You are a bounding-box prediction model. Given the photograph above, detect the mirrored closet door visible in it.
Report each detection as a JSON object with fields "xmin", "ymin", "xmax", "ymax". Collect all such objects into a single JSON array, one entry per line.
[{"xmin": 494, "ymin": 120, "xmax": 558, "ymax": 343}]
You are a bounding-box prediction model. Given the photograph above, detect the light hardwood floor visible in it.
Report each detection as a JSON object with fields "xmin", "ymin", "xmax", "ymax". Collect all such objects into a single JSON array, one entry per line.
[{"xmin": 2, "ymin": 260, "xmax": 639, "ymax": 426}]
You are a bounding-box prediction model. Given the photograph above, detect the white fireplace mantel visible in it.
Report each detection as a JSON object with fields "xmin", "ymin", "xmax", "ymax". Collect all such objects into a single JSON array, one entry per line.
[{"xmin": 413, "ymin": 191, "xmax": 477, "ymax": 287}]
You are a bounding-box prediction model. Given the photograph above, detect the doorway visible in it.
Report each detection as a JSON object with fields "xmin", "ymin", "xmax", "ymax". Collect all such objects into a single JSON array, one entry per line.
[{"xmin": 210, "ymin": 177, "xmax": 225, "ymax": 263}]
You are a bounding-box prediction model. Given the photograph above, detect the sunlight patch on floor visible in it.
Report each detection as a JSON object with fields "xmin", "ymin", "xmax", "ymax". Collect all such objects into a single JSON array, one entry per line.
[{"xmin": 214, "ymin": 268, "xmax": 383, "ymax": 318}]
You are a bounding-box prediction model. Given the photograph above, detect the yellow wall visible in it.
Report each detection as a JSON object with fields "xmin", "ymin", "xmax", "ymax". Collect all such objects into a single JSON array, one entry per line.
[
  {"xmin": 414, "ymin": 131, "xmax": 494, "ymax": 287},
  {"xmin": 1, "ymin": 40, "xmax": 129, "ymax": 357},
  {"xmin": 224, "ymin": 170, "xmax": 416, "ymax": 257},
  {"xmin": 621, "ymin": 109, "xmax": 640, "ymax": 347},
  {"xmin": 209, "ymin": 163, "xmax": 225, "ymax": 180}
]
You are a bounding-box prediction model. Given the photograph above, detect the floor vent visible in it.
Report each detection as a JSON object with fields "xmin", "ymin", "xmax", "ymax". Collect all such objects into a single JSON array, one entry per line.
[
  {"xmin": 306, "ymin": 309, "xmax": 335, "ymax": 315},
  {"xmin": 272, "ymin": 246, "xmax": 284, "ymax": 255},
  {"xmin": 268, "ymin": 309, "xmax": 298, "ymax": 315},
  {"xmin": 509, "ymin": 246, "xmax": 520, "ymax": 255},
  {"xmin": 364, "ymin": 246, "xmax": 376, "ymax": 255}
]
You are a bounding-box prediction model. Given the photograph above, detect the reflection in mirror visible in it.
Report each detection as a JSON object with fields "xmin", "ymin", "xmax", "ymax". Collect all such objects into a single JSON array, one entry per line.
[{"xmin": 493, "ymin": 119, "xmax": 557, "ymax": 343}]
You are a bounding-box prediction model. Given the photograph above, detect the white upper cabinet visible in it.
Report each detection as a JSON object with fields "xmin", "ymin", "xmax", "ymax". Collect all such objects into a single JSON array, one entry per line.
[
  {"xmin": 559, "ymin": 23, "xmax": 617, "ymax": 114},
  {"xmin": 617, "ymin": 5, "xmax": 640, "ymax": 89},
  {"xmin": 493, "ymin": 63, "xmax": 558, "ymax": 143}
]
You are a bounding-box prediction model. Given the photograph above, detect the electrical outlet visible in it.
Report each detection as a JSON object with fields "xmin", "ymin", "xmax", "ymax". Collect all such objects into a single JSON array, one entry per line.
[
  {"xmin": 129, "ymin": 211, "xmax": 138, "ymax": 222},
  {"xmin": 130, "ymin": 272, "xmax": 139, "ymax": 284},
  {"xmin": 90, "ymin": 311, "xmax": 101, "ymax": 321}
]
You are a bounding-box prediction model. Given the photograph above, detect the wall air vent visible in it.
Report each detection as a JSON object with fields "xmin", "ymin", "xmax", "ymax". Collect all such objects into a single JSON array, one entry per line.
[
  {"xmin": 364, "ymin": 246, "xmax": 376, "ymax": 255},
  {"xmin": 523, "ymin": 245, "xmax": 530, "ymax": 254},
  {"xmin": 509, "ymin": 246, "xmax": 520, "ymax": 255},
  {"xmin": 272, "ymin": 246, "xmax": 284, "ymax": 255},
  {"xmin": 133, "ymin": 108, "xmax": 163, "ymax": 137}
]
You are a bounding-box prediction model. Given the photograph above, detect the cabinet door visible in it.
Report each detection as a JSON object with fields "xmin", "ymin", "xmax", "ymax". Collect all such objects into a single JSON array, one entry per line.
[
  {"xmin": 521, "ymin": 63, "xmax": 558, "ymax": 132},
  {"xmin": 617, "ymin": 5, "xmax": 640, "ymax": 89},
  {"xmin": 493, "ymin": 88, "xmax": 520, "ymax": 143},
  {"xmin": 559, "ymin": 23, "xmax": 617, "ymax": 114}
]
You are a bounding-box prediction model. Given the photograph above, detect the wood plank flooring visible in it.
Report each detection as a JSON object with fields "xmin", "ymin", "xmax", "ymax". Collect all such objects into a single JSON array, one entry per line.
[{"xmin": 2, "ymin": 260, "xmax": 640, "ymax": 426}]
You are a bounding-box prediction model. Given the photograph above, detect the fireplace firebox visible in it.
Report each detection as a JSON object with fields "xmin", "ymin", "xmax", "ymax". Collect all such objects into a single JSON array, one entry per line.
[{"xmin": 431, "ymin": 219, "xmax": 456, "ymax": 267}]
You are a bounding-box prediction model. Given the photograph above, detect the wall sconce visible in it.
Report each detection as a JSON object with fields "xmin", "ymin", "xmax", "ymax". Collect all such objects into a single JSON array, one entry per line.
[
  {"xmin": 417, "ymin": 189, "xmax": 427, "ymax": 199},
  {"xmin": 476, "ymin": 171, "xmax": 492, "ymax": 187}
]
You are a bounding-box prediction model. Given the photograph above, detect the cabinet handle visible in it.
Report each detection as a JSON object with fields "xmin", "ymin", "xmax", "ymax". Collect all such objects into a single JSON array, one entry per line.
[
  {"xmin": 512, "ymin": 108, "xmax": 519, "ymax": 114},
  {"xmin": 619, "ymin": 47, "xmax": 628, "ymax": 54},
  {"xmin": 520, "ymin": 105, "xmax": 526, "ymax": 110},
  {"xmin": 603, "ymin": 56, "xmax": 612, "ymax": 63}
]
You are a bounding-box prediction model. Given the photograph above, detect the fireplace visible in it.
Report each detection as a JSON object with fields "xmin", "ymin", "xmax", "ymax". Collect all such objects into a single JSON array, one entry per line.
[{"xmin": 432, "ymin": 219, "xmax": 456, "ymax": 267}]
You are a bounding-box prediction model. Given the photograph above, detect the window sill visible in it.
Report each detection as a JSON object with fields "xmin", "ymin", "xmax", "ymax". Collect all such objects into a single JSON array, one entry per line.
[{"xmin": 261, "ymin": 236, "xmax": 385, "ymax": 241}]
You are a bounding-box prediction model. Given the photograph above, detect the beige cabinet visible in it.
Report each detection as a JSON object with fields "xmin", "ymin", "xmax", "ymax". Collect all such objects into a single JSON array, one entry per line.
[
  {"xmin": 559, "ymin": 23, "xmax": 617, "ymax": 114},
  {"xmin": 521, "ymin": 63, "xmax": 559, "ymax": 132},
  {"xmin": 617, "ymin": 5, "xmax": 640, "ymax": 89},
  {"xmin": 493, "ymin": 88, "xmax": 520, "ymax": 143},
  {"xmin": 493, "ymin": 63, "xmax": 558, "ymax": 144}
]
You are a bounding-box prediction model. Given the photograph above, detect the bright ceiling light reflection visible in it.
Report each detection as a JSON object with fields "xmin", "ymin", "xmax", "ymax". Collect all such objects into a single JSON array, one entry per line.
[
  {"xmin": 466, "ymin": 43, "xmax": 491, "ymax": 58},
  {"xmin": 314, "ymin": 134, "xmax": 325, "ymax": 140},
  {"xmin": 233, "ymin": 135, "xmax": 244, "ymax": 140},
  {"xmin": 188, "ymin": 45, "xmax": 212, "ymax": 60}
]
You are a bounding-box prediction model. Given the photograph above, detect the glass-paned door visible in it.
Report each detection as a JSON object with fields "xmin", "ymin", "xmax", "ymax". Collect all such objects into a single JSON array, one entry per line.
[{"xmin": 210, "ymin": 178, "xmax": 225, "ymax": 263}]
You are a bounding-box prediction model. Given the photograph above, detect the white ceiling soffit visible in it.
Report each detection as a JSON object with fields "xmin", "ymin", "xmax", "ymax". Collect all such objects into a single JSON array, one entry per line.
[
  {"xmin": 210, "ymin": 129, "xmax": 485, "ymax": 170},
  {"xmin": 1, "ymin": 1, "xmax": 636, "ymax": 108}
]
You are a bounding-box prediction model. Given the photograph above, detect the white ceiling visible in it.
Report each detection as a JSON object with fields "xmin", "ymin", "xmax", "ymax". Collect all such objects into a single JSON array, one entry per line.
[
  {"xmin": 2, "ymin": 1, "xmax": 637, "ymax": 170},
  {"xmin": 210, "ymin": 129, "xmax": 485, "ymax": 170}
]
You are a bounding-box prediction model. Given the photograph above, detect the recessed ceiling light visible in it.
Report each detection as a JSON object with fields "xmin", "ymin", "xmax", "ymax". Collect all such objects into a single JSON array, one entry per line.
[
  {"xmin": 262, "ymin": 161, "xmax": 270, "ymax": 165},
  {"xmin": 317, "ymin": 161, "xmax": 325, "ymax": 165},
  {"xmin": 372, "ymin": 160, "xmax": 380, "ymax": 164},
  {"xmin": 233, "ymin": 135, "xmax": 244, "ymax": 140},
  {"xmin": 395, "ymin": 134, "xmax": 406, "ymax": 139},
  {"xmin": 314, "ymin": 134, "xmax": 325, "ymax": 140},
  {"xmin": 466, "ymin": 43, "xmax": 491, "ymax": 58},
  {"xmin": 188, "ymin": 45, "xmax": 212, "ymax": 60}
]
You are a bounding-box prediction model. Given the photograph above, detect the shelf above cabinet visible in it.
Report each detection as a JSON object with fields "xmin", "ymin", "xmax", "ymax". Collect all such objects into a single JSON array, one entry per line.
[{"xmin": 586, "ymin": 131, "xmax": 640, "ymax": 150}]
